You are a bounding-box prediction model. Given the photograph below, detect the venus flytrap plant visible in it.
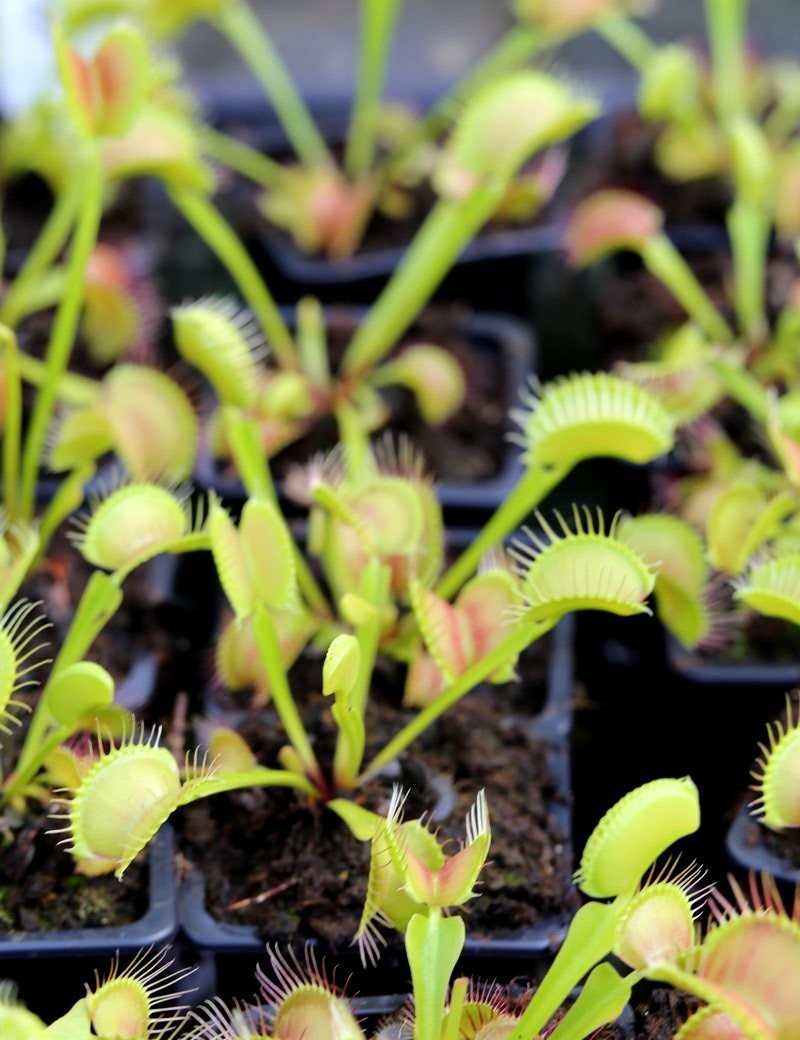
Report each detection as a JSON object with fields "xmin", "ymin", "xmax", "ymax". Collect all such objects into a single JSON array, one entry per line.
[
  {"xmin": 0, "ymin": 478, "xmax": 209, "ymax": 812},
  {"xmin": 52, "ymin": 470, "xmax": 660, "ymax": 876},
  {"xmin": 181, "ymin": 777, "xmax": 706, "ymax": 1040},
  {"xmin": 340, "ymin": 72, "xmax": 598, "ymax": 381},
  {"xmin": 13, "ymin": 20, "xmax": 154, "ymax": 524},
  {"xmin": 160, "ymin": 70, "xmax": 600, "ymax": 483}
]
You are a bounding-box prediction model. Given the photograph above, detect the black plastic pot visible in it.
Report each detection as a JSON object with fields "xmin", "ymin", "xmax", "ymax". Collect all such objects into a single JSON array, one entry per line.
[
  {"xmin": 177, "ymin": 614, "xmax": 575, "ymax": 984},
  {"xmin": 205, "ymin": 99, "xmax": 566, "ymax": 316},
  {"xmin": 666, "ymin": 633, "xmax": 800, "ymax": 690},
  {"xmin": 571, "ymin": 608, "xmax": 800, "ymax": 881},
  {"xmin": 193, "ymin": 309, "xmax": 534, "ymax": 527},
  {"xmin": 0, "ymin": 825, "xmax": 177, "ymax": 959},
  {"xmin": 0, "ymin": 826, "xmax": 178, "ymax": 1018},
  {"xmin": 726, "ymin": 802, "xmax": 800, "ymax": 885}
]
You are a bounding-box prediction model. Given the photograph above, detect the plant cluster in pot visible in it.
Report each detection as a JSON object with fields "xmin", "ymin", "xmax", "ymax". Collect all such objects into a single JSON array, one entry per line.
[
  {"xmin": 7, "ymin": 776, "xmax": 800, "ymax": 1037},
  {"xmin": 59, "ymin": 0, "xmax": 612, "ymax": 311},
  {"xmin": 550, "ymin": 20, "xmax": 800, "ymax": 860},
  {"xmin": 518, "ymin": 0, "xmax": 800, "ymax": 247},
  {"xmin": 13, "ymin": 9, "xmax": 607, "ymax": 523},
  {"xmin": 50, "ymin": 347, "xmax": 679, "ymax": 978}
]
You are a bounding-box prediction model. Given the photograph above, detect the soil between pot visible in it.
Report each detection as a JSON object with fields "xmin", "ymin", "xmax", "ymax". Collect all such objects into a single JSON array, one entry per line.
[
  {"xmin": 0, "ymin": 801, "xmax": 150, "ymax": 933},
  {"xmin": 177, "ymin": 639, "xmax": 575, "ymax": 959},
  {"xmin": 198, "ymin": 306, "xmax": 519, "ymax": 492}
]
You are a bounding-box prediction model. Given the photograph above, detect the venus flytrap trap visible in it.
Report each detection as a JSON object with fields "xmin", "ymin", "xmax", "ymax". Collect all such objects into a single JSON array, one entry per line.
[
  {"xmin": 178, "ymin": 777, "xmax": 712, "ymax": 1040},
  {"xmin": 434, "ymin": 368, "xmax": 675, "ymax": 600},
  {"xmin": 0, "ymin": 945, "xmax": 195, "ymax": 1039}
]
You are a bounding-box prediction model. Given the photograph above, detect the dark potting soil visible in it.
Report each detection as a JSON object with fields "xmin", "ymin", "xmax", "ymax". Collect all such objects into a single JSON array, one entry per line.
[
  {"xmin": 0, "ymin": 801, "xmax": 149, "ymax": 932},
  {"xmin": 0, "ymin": 535, "xmax": 178, "ymax": 931},
  {"xmin": 631, "ymin": 988, "xmax": 702, "ymax": 1040},
  {"xmin": 210, "ymin": 118, "xmax": 562, "ymax": 261},
  {"xmin": 206, "ymin": 306, "xmax": 511, "ymax": 490},
  {"xmin": 738, "ymin": 811, "xmax": 800, "ymax": 870},
  {"xmin": 179, "ymin": 643, "xmax": 574, "ymax": 954},
  {"xmin": 584, "ymin": 111, "xmax": 730, "ymax": 228}
]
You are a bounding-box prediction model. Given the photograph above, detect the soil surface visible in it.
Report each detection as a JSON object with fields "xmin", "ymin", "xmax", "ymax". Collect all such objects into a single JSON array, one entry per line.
[
  {"xmin": 178, "ymin": 641, "xmax": 575, "ymax": 958},
  {"xmin": 630, "ymin": 988, "xmax": 703, "ymax": 1040},
  {"xmin": 211, "ymin": 118, "xmax": 563, "ymax": 262},
  {"xmin": 0, "ymin": 800, "xmax": 149, "ymax": 932},
  {"xmin": 203, "ymin": 306, "xmax": 513, "ymax": 492}
]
